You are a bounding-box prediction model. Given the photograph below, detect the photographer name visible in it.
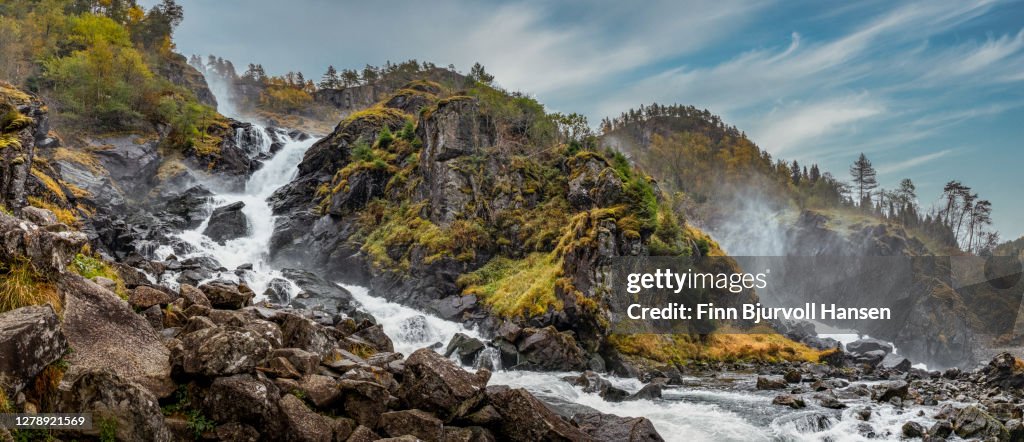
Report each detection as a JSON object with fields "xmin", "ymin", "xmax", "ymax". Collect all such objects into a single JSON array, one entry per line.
[{"xmin": 626, "ymin": 302, "xmax": 891, "ymax": 324}]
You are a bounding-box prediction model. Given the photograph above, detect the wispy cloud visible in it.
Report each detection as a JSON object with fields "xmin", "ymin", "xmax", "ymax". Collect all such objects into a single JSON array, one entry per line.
[
  {"xmin": 877, "ymin": 149, "xmax": 956, "ymax": 174},
  {"xmin": 752, "ymin": 95, "xmax": 885, "ymax": 155}
]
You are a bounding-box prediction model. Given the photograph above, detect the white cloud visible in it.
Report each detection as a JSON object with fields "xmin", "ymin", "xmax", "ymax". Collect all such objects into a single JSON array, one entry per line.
[
  {"xmin": 877, "ymin": 149, "xmax": 955, "ymax": 174},
  {"xmin": 751, "ymin": 95, "xmax": 885, "ymax": 154}
]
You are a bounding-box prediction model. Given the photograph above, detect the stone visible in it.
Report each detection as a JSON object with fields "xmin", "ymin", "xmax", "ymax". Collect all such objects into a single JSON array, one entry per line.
[
  {"xmin": 399, "ymin": 348, "xmax": 490, "ymax": 421},
  {"xmin": 337, "ymin": 379, "xmax": 390, "ymax": 427},
  {"xmin": 952, "ymin": 405, "xmax": 1008, "ymax": 439},
  {"xmin": 203, "ymin": 201, "xmax": 250, "ymax": 244},
  {"xmin": 846, "ymin": 338, "xmax": 893, "ymax": 355},
  {"xmin": 263, "ymin": 277, "xmax": 292, "ymax": 304},
  {"xmin": 784, "ymin": 369, "xmax": 802, "ymax": 383},
  {"xmin": 199, "ymin": 282, "xmax": 254, "ymax": 310},
  {"xmin": 128, "ymin": 286, "xmax": 173, "ymax": 309},
  {"xmin": 879, "ymin": 353, "xmax": 912, "ymax": 371},
  {"xmin": 353, "ymin": 323, "xmax": 394, "ymax": 353},
  {"xmin": 297, "ymin": 374, "xmax": 341, "ymax": 408},
  {"xmin": 515, "ymin": 326, "xmax": 587, "ymax": 371},
  {"xmin": 563, "ymin": 371, "xmax": 630, "ymax": 402},
  {"xmin": 202, "ymin": 374, "xmax": 283, "ymax": 435},
  {"xmin": 380, "ymin": 409, "xmax": 444, "ymax": 441},
  {"xmin": 179, "ymin": 284, "xmax": 211, "ymax": 308},
  {"xmin": 279, "ymin": 394, "xmax": 333, "ymax": 442},
  {"xmin": 60, "ymin": 275, "xmax": 174, "ymax": 398},
  {"xmin": 571, "ymin": 411, "xmax": 664, "ymax": 442},
  {"xmin": 486, "ymin": 387, "xmax": 590, "ymax": 442},
  {"xmin": 21, "ymin": 206, "xmax": 58, "ymax": 226},
  {"xmin": 445, "ymin": 333, "xmax": 485, "ymax": 365},
  {"xmin": 772, "ymin": 394, "xmax": 807, "ymax": 409},
  {"xmin": 756, "ymin": 376, "xmax": 788, "ymax": 390},
  {"xmin": 902, "ymin": 421, "xmax": 924, "ymax": 438},
  {"xmin": 0, "ymin": 305, "xmax": 67, "ymax": 396},
  {"xmin": 875, "ymin": 381, "xmax": 909, "ymax": 403},
  {"xmin": 57, "ymin": 370, "xmax": 172, "ymax": 442},
  {"xmin": 172, "ymin": 326, "xmax": 272, "ymax": 377}
]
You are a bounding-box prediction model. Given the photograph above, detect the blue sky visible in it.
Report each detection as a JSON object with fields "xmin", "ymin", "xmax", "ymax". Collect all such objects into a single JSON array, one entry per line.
[{"xmin": 162, "ymin": 0, "xmax": 1024, "ymax": 240}]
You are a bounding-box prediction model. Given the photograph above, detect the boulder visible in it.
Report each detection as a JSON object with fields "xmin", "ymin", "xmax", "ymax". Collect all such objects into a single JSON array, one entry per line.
[
  {"xmin": 353, "ymin": 323, "xmax": 394, "ymax": 353},
  {"xmin": 263, "ymin": 277, "xmax": 292, "ymax": 304},
  {"xmin": 756, "ymin": 376, "xmax": 788, "ymax": 390},
  {"xmin": 202, "ymin": 374, "xmax": 283, "ymax": 435},
  {"xmin": 179, "ymin": 284, "xmax": 211, "ymax": 308},
  {"xmin": 337, "ymin": 379, "xmax": 391, "ymax": 427},
  {"xmin": 515, "ymin": 326, "xmax": 587, "ymax": 371},
  {"xmin": 173, "ymin": 326, "xmax": 272, "ymax": 377},
  {"xmin": 279, "ymin": 394, "xmax": 334, "ymax": 442},
  {"xmin": 399, "ymin": 348, "xmax": 490, "ymax": 421},
  {"xmin": 281, "ymin": 269, "xmax": 357, "ymax": 314},
  {"xmin": 571, "ymin": 411, "xmax": 664, "ymax": 442},
  {"xmin": 846, "ymin": 338, "xmax": 893, "ymax": 355},
  {"xmin": 981, "ymin": 352, "xmax": 1024, "ymax": 390},
  {"xmin": 278, "ymin": 313, "xmax": 343, "ymax": 357},
  {"xmin": 952, "ymin": 405, "xmax": 1008, "ymax": 439},
  {"xmin": 875, "ymin": 381, "xmax": 908, "ymax": 403},
  {"xmin": 772, "ymin": 394, "xmax": 807, "ymax": 409},
  {"xmin": 625, "ymin": 381, "xmax": 664, "ymax": 401},
  {"xmin": 0, "ymin": 305, "xmax": 67, "ymax": 396},
  {"xmin": 60, "ymin": 275, "xmax": 174, "ymax": 398},
  {"xmin": 445, "ymin": 333, "xmax": 485, "ymax": 365},
  {"xmin": 203, "ymin": 201, "xmax": 250, "ymax": 244},
  {"xmin": 21, "ymin": 206, "xmax": 57, "ymax": 226},
  {"xmin": 128, "ymin": 286, "xmax": 173, "ymax": 309},
  {"xmin": 57, "ymin": 370, "xmax": 172, "ymax": 442},
  {"xmin": 563, "ymin": 371, "xmax": 629, "ymax": 402},
  {"xmin": 783, "ymin": 369, "xmax": 802, "ymax": 383},
  {"xmin": 199, "ymin": 282, "xmax": 254, "ymax": 310},
  {"xmin": 901, "ymin": 421, "xmax": 924, "ymax": 438},
  {"xmin": 879, "ymin": 353, "xmax": 912, "ymax": 372},
  {"xmin": 380, "ymin": 409, "xmax": 444, "ymax": 441},
  {"xmin": 487, "ymin": 387, "xmax": 590, "ymax": 442}
]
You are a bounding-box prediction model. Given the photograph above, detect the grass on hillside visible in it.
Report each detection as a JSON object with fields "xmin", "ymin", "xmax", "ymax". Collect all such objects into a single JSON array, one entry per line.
[
  {"xmin": 610, "ymin": 326, "xmax": 827, "ymax": 365},
  {"xmin": 0, "ymin": 258, "xmax": 60, "ymax": 315}
]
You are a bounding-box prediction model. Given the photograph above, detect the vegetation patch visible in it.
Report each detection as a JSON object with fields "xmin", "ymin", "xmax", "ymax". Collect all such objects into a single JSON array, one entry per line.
[
  {"xmin": 359, "ymin": 201, "xmax": 490, "ymax": 270},
  {"xmin": 0, "ymin": 257, "xmax": 60, "ymax": 315},
  {"xmin": 458, "ymin": 252, "xmax": 563, "ymax": 318},
  {"xmin": 27, "ymin": 196, "xmax": 77, "ymax": 225},
  {"xmin": 71, "ymin": 253, "xmax": 127, "ymax": 299},
  {"xmin": 609, "ymin": 329, "xmax": 823, "ymax": 365}
]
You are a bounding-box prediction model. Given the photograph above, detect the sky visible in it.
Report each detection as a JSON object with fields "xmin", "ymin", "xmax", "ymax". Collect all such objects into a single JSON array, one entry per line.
[{"xmin": 157, "ymin": 0, "xmax": 1024, "ymax": 240}]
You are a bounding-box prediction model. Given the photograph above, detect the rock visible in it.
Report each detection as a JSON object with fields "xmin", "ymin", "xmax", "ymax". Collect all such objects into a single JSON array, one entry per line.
[
  {"xmin": 879, "ymin": 353, "xmax": 912, "ymax": 371},
  {"xmin": 816, "ymin": 394, "xmax": 846, "ymax": 409},
  {"xmin": 91, "ymin": 276, "xmax": 118, "ymax": 292},
  {"xmin": 279, "ymin": 394, "xmax": 333, "ymax": 442},
  {"xmin": 57, "ymin": 370, "xmax": 172, "ymax": 442},
  {"xmin": 399, "ymin": 348, "xmax": 489, "ymax": 421},
  {"xmin": 128, "ymin": 285, "xmax": 173, "ymax": 309},
  {"xmin": 981, "ymin": 352, "xmax": 1024, "ymax": 390},
  {"xmin": 281, "ymin": 268, "xmax": 357, "ymax": 314},
  {"xmin": 199, "ymin": 282, "xmax": 254, "ymax": 310},
  {"xmin": 441, "ymin": 426, "xmax": 498, "ymax": 442},
  {"xmin": 21, "ymin": 206, "xmax": 57, "ymax": 226},
  {"xmin": 875, "ymin": 381, "xmax": 908, "ymax": 403},
  {"xmin": 772, "ymin": 394, "xmax": 806, "ymax": 409},
  {"xmin": 854, "ymin": 349, "xmax": 887, "ymax": 367},
  {"xmin": 346, "ymin": 425, "xmax": 381, "ymax": 442},
  {"xmin": 566, "ymin": 154, "xmax": 623, "ymax": 210},
  {"xmin": 263, "ymin": 277, "xmax": 292, "ymax": 304},
  {"xmin": 162, "ymin": 186, "xmax": 212, "ymax": 230},
  {"xmin": 202, "ymin": 374, "xmax": 283, "ymax": 435},
  {"xmin": 626, "ymin": 381, "xmax": 663, "ymax": 401},
  {"xmin": 213, "ymin": 423, "xmax": 260, "ymax": 442},
  {"xmin": 0, "ymin": 305, "xmax": 67, "ymax": 396},
  {"xmin": 179, "ymin": 284, "xmax": 211, "ymax": 308},
  {"xmin": 563, "ymin": 371, "xmax": 629, "ymax": 402},
  {"xmin": 928, "ymin": 420, "xmax": 953, "ymax": 438},
  {"xmin": 445, "ymin": 333, "xmax": 485, "ymax": 365},
  {"xmin": 270, "ymin": 348, "xmax": 320, "ymax": 376},
  {"xmin": 846, "ymin": 338, "xmax": 893, "ymax": 355},
  {"xmin": 243, "ymin": 318, "xmax": 284, "ymax": 348},
  {"xmin": 952, "ymin": 405, "xmax": 1008, "ymax": 439},
  {"xmin": 297, "ymin": 374, "xmax": 342, "ymax": 408},
  {"xmin": 784, "ymin": 369, "xmax": 802, "ymax": 383},
  {"xmin": 756, "ymin": 376, "xmax": 788, "ymax": 390},
  {"xmin": 571, "ymin": 411, "xmax": 664, "ymax": 442},
  {"xmin": 257, "ymin": 356, "xmax": 301, "ymax": 379},
  {"xmin": 337, "ymin": 380, "xmax": 390, "ymax": 427},
  {"xmin": 487, "ymin": 387, "xmax": 590, "ymax": 442},
  {"xmin": 278, "ymin": 313, "xmax": 343, "ymax": 357},
  {"xmin": 380, "ymin": 409, "xmax": 444, "ymax": 441},
  {"xmin": 515, "ymin": 326, "xmax": 587, "ymax": 371},
  {"xmin": 60, "ymin": 275, "xmax": 174, "ymax": 398},
  {"xmin": 902, "ymin": 421, "xmax": 924, "ymax": 438},
  {"xmin": 173, "ymin": 326, "xmax": 272, "ymax": 377},
  {"xmin": 203, "ymin": 201, "xmax": 250, "ymax": 244},
  {"xmin": 353, "ymin": 323, "xmax": 394, "ymax": 353},
  {"xmin": 1005, "ymin": 419, "xmax": 1024, "ymax": 442}
]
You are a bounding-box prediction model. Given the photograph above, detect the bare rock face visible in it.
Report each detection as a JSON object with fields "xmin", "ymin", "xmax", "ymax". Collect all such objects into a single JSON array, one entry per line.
[
  {"xmin": 0, "ymin": 212, "xmax": 88, "ymax": 275},
  {"xmin": 60, "ymin": 274, "xmax": 174, "ymax": 398},
  {"xmin": 398, "ymin": 348, "xmax": 490, "ymax": 421},
  {"xmin": 0, "ymin": 305, "xmax": 67, "ymax": 396},
  {"xmin": 566, "ymin": 154, "xmax": 624, "ymax": 210},
  {"xmin": 0, "ymin": 83, "xmax": 48, "ymax": 213},
  {"xmin": 57, "ymin": 370, "xmax": 172, "ymax": 442}
]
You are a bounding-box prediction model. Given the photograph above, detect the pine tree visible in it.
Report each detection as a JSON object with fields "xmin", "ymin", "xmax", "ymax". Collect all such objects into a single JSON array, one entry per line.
[
  {"xmin": 849, "ymin": 153, "xmax": 878, "ymax": 208},
  {"xmin": 320, "ymin": 65, "xmax": 339, "ymax": 89},
  {"xmin": 469, "ymin": 62, "xmax": 494, "ymax": 84}
]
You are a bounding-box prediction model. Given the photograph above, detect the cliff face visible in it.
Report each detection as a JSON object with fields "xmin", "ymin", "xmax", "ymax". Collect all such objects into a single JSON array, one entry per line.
[{"xmin": 0, "ymin": 83, "xmax": 51, "ymax": 214}]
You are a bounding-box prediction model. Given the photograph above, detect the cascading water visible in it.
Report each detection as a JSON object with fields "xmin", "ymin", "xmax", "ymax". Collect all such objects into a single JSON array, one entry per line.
[{"xmin": 158, "ymin": 126, "xmax": 315, "ymax": 296}]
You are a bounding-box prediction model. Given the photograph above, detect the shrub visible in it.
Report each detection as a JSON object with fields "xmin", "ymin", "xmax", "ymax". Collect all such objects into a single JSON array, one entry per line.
[{"xmin": 71, "ymin": 253, "xmax": 127, "ymax": 299}]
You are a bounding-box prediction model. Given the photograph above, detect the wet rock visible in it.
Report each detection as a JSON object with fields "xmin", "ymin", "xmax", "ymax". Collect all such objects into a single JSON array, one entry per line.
[
  {"xmin": 571, "ymin": 411, "xmax": 664, "ymax": 442},
  {"xmin": 563, "ymin": 371, "xmax": 630, "ymax": 402},
  {"xmin": 902, "ymin": 421, "xmax": 924, "ymax": 438},
  {"xmin": 203, "ymin": 201, "xmax": 250, "ymax": 244},
  {"xmin": 487, "ymin": 387, "xmax": 590, "ymax": 442},
  {"xmin": 60, "ymin": 275, "xmax": 174, "ymax": 398},
  {"xmin": 279, "ymin": 394, "xmax": 333, "ymax": 442},
  {"xmin": 756, "ymin": 376, "xmax": 788, "ymax": 390},
  {"xmin": 815, "ymin": 394, "xmax": 846, "ymax": 409},
  {"xmin": 281, "ymin": 268, "xmax": 357, "ymax": 314},
  {"xmin": 981, "ymin": 352, "xmax": 1024, "ymax": 390},
  {"xmin": 380, "ymin": 409, "xmax": 444, "ymax": 441},
  {"xmin": 263, "ymin": 277, "xmax": 292, "ymax": 304},
  {"xmin": 846, "ymin": 338, "xmax": 893, "ymax": 355},
  {"xmin": 879, "ymin": 353, "xmax": 912, "ymax": 372},
  {"xmin": 199, "ymin": 282, "xmax": 254, "ymax": 310},
  {"xmin": 772, "ymin": 394, "xmax": 806, "ymax": 409},
  {"xmin": 626, "ymin": 381, "xmax": 664, "ymax": 401},
  {"xmin": 855, "ymin": 350, "xmax": 887, "ymax": 367},
  {"xmin": 57, "ymin": 370, "xmax": 172, "ymax": 442},
  {"xmin": 0, "ymin": 305, "xmax": 67, "ymax": 396},
  {"xmin": 162, "ymin": 186, "xmax": 212, "ymax": 230},
  {"xmin": 128, "ymin": 285, "xmax": 173, "ymax": 309},
  {"xmin": 445, "ymin": 333, "xmax": 485, "ymax": 365},
  {"xmin": 515, "ymin": 326, "xmax": 587, "ymax": 371},
  {"xmin": 399, "ymin": 348, "xmax": 490, "ymax": 421},
  {"xmin": 929, "ymin": 420, "xmax": 953, "ymax": 438},
  {"xmin": 875, "ymin": 381, "xmax": 909, "ymax": 403},
  {"xmin": 952, "ymin": 405, "xmax": 1008, "ymax": 439},
  {"xmin": 173, "ymin": 326, "xmax": 272, "ymax": 377},
  {"xmin": 1005, "ymin": 419, "xmax": 1024, "ymax": 441},
  {"xmin": 784, "ymin": 369, "xmax": 802, "ymax": 383}
]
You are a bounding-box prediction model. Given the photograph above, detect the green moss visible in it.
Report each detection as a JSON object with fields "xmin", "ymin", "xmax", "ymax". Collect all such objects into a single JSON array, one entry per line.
[
  {"xmin": 359, "ymin": 202, "xmax": 490, "ymax": 270},
  {"xmin": 71, "ymin": 253, "xmax": 127, "ymax": 299},
  {"xmin": 458, "ymin": 252, "xmax": 563, "ymax": 318}
]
